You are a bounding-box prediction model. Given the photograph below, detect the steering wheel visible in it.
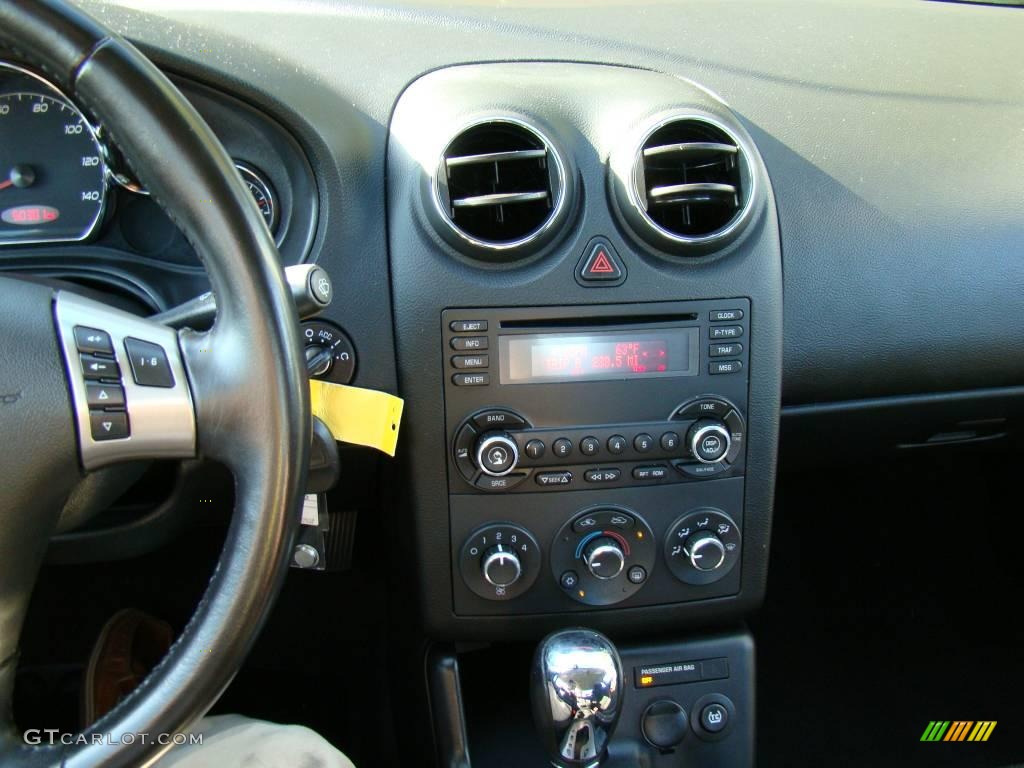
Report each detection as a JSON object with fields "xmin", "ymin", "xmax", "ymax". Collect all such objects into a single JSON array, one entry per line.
[{"xmin": 0, "ymin": 1, "xmax": 310, "ymax": 765}]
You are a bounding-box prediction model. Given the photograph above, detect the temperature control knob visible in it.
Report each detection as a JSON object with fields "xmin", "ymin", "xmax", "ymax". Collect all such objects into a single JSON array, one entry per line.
[
  {"xmin": 582, "ymin": 537, "xmax": 626, "ymax": 580},
  {"xmin": 475, "ymin": 432, "xmax": 519, "ymax": 477},
  {"xmin": 684, "ymin": 531, "xmax": 726, "ymax": 572},
  {"xmin": 482, "ymin": 544, "xmax": 522, "ymax": 588},
  {"xmin": 687, "ymin": 419, "xmax": 731, "ymax": 464}
]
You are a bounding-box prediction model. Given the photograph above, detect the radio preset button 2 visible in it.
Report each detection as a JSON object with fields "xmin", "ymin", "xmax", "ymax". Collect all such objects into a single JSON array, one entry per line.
[
  {"xmin": 607, "ymin": 435, "xmax": 627, "ymax": 454},
  {"xmin": 634, "ymin": 433, "xmax": 654, "ymax": 453},
  {"xmin": 580, "ymin": 436, "xmax": 600, "ymax": 456},
  {"xmin": 524, "ymin": 439, "xmax": 546, "ymax": 459},
  {"xmin": 450, "ymin": 336, "xmax": 488, "ymax": 351},
  {"xmin": 709, "ymin": 325, "xmax": 743, "ymax": 340},
  {"xmin": 552, "ymin": 438, "xmax": 573, "ymax": 458}
]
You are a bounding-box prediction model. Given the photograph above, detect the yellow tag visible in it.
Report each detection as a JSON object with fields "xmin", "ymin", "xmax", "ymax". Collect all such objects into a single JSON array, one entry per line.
[{"xmin": 309, "ymin": 380, "xmax": 404, "ymax": 457}]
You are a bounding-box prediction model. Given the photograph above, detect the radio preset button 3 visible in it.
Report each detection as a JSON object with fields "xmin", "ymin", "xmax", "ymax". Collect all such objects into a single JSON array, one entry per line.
[{"xmin": 580, "ymin": 436, "xmax": 600, "ymax": 456}]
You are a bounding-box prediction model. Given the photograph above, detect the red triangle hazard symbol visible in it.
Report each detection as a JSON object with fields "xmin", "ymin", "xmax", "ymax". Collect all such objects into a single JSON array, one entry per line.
[{"xmin": 590, "ymin": 250, "xmax": 615, "ymax": 274}]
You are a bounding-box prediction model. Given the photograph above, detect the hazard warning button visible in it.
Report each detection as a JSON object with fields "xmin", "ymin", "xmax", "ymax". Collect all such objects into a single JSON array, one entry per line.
[{"xmin": 575, "ymin": 237, "xmax": 626, "ymax": 286}]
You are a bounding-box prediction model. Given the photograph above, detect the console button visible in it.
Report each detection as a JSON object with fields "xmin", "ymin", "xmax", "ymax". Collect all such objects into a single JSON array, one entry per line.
[
  {"xmin": 524, "ymin": 439, "xmax": 546, "ymax": 460},
  {"xmin": 89, "ymin": 411, "xmax": 129, "ymax": 440},
  {"xmin": 80, "ymin": 354, "xmax": 120, "ymax": 381},
  {"xmin": 449, "ymin": 320, "xmax": 487, "ymax": 333},
  {"xmin": 573, "ymin": 515, "xmax": 600, "ymax": 533},
  {"xmin": 642, "ymin": 700, "xmax": 687, "ymax": 750},
  {"xmin": 627, "ymin": 565, "xmax": 647, "ymax": 584},
  {"xmin": 450, "ymin": 336, "xmax": 488, "ymax": 351},
  {"xmin": 585, "ymin": 468, "xmax": 621, "ymax": 483},
  {"xmin": 580, "ymin": 436, "xmax": 600, "ymax": 456},
  {"xmin": 536, "ymin": 471, "xmax": 572, "ymax": 486},
  {"xmin": 475, "ymin": 472, "xmax": 527, "ymax": 491},
  {"xmin": 709, "ymin": 325, "xmax": 743, "ymax": 340},
  {"xmin": 124, "ymin": 338, "xmax": 174, "ymax": 387},
  {"xmin": 709, "ymin": 309, "xmax": 743, "ymax": 322},
  {"xmin": 85, "ymin": 382, "xmax": 125, "ymax": 409},
  {"xmin": 560, "ymin": 571, "xmax": 579, "ymax": 590},
  {"xmin": 552, "ymin": 438, "xmax": 573, "ymax": 458},
  {"xmin": 633, "ymin": 465, "xmax": 668, "ymax": 480},
  {"xmin": 633, "ymin": 433, "xmax": 654, "ymax": 453},
  {"xmin": 709, "ymin": 360, "xmax": 743, "ymax": 375},
  {"xmin": 700, "ymin": 703, "xmax": 729, "ymax": 734},
  {"xmin": 73, "ymin": 326, "xmax": 113, "ymax": 356},
  {"xmin": 660, "ymin": 431, "xmax": 680, "ymax": 451},
  {"xmin": 472, "ymin": 410, "xmax": 527, "ymax": 430},
  {"xmin": 452, "ymin": 373, "xmax": 490, "ymax": 386},
  {"xmin": 451, "ymin": 354, "xmax": 488, "ymax": 369},
  {"xmin": 709, "ymin": 342, "xmax": 743, "ymax": 358},
  {"xmin": 607, "ymin": 435, "xmax": 627, "ymax": 454}
]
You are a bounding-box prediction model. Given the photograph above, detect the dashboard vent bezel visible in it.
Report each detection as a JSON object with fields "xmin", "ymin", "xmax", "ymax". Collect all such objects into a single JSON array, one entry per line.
[
  {"xmin": 432, "ymin": 117, "xmax": 568, "ymax": 256},
  {"xmin": 624, "ymin": 114, "xmax": 757, "ymax": 252}
]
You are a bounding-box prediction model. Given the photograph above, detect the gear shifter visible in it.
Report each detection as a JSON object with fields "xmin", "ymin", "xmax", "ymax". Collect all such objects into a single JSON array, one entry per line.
[{"xmin": 531, "ymin": 629, "xmax": 623, "ymax": 768}]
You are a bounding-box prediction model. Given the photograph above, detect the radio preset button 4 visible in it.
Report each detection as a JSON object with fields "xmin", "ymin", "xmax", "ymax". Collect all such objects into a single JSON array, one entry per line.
[{"xmin": 607, "ymin": 435, "xmax": 627, "ymax": 454}]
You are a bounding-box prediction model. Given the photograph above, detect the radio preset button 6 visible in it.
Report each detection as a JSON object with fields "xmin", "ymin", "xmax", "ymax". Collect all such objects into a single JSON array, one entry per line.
[{"xmin": 688, "ymin": 420, "xmax": 731, "ymax": 464}]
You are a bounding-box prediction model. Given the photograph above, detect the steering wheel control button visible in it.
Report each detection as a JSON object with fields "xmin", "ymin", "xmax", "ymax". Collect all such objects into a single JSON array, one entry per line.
[
  {"xmin": 666, "ymin": 508, "xmax": 741, "ymax": 585},
  {"xmin": 633, "ymin": 465, "xmax": 668, "ymax": 481},
  {"xmin": 710, "ymin": 342, "xmax": 743, "ymax": 357},
  {"xmin": 450, "ymin": 335, "xmax": 488, "ymax": 351},
  {"xmin": 709, "ymin": 360, "xmax": 743, "ymax": 375},
  {"xmin": 709, "ymin": 325, "xmax": 743, "ymax": 340},
  {"xmin": 552, "ymin": 438, "xmax": 573, "ymax": 458},
  {"xmin": 709, "ymin": 309, "xmax": 743, "ymax": 323},
  {"xmin": 634, "ymin": 433, "xmax": 654, "ymax": 452},
  {"xmin": 628, "ymin": 565, "xmax": 647, "ymax": 584},
  {"xmin": 451, "ymin": 354, "xmax": 488, "ymax": 369},
  {"xmin": 124, "ymin": 337, "xmax": 174, "ymax": 387},
  {"xmin": 607, "ymin": 435, "xmax": 627, "ymax": 454},
  {"xmin": 476, "ymin": 433, "xmax": 519, "ymax": 476},
  {"xmin": 642, "ymin": 700, "xmax": 688, "ymax": 750},
  {"xmin": 89, "ymin": 411, "xmax": 129, "ymax": 441},
  {"xmin": 575, "ymin": 237, "xmax": 626, "ymax": 286},
  {"xmin": 80, "ymin": 354, "xmax": 120, "ymax": 381},
  {"xmin": 459, "ymin": 523, "xmax": 540, "ymax": 601},
  {"xmin": 536, "ymin": 471, "xmax": 573, "ymax": 487},
  {"xmin": 452, "ymin": 372, "xmax": 490, "ymax": 386},
  {"xmin": 700, "ymin": 703, "xmax": 729, "ymax": 734},
  {"xmin": 85, "ymin": 383, "xmax": 125, "ymax": 409},
  {"xmin": 73, "ymin": 326, "xmax": 113, "ymax": 356},
  {"xmin": 450, "ymin": 320, "xmax": 487, "ymax": 333},
  {"xmin": 525, "ymin": 439, "xmax": 546, "ymax": 459},
  {"xmin": 660, "ymin": 431, "xmax": 680, "ymax": 451},
  {"xmin": 585, "ymin": 468, "xmax": 621, "ymax": 483}
]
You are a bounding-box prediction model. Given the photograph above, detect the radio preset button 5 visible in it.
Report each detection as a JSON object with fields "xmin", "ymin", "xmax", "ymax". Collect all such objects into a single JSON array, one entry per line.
[{"xmin": 634, "ymin": 433, "xmax": 655, "ymax": 453}]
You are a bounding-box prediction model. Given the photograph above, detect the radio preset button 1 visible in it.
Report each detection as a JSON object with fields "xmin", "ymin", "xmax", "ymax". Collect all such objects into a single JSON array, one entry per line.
[
  {"xmin": 709, "ymin": 342, "xmax": 743, "ymax": 358},
  {"xmin": 607, "ymin": 435, "xmax": 627, "ymax": 454},
  {"xmin": 585, "ymin": 468, "xmax": 621, "ymax": 483},
  {"xmin": 525, "ymin": 439, "xmax": 546, "ymax": 459},
  {"xmin": 660, "ymin": 431, "xmax": 680, "ymax": 451},
  {"xmin": 580, "ymin": 436, "xmax": 600, "ymax": 456},
  {"xmin": 536, "ymin": 471, "xmax": 573, "ymax": 486},
  {"xmin": 449, "ymin": 320, "xmax": 487, "ymax": 333},
  {"xmin": 709, "ymin": 309, "xmax": 743, "ymax": 322},
  {"xmin": 451, "ymin": 354, "xmax": 488, "ymax": 369},
  {"xmin": 709, "ymin": 360, "xmax": 743, "ymax": 375},
  {"xmin": 634, "ymin": 433, "xmax": 655, "ymax": 453},
  {"xmin": 450, "ymin": 336, "xmax": 488, "ymax": 351},
  {"xmin": 552, "ymin": 438, "xmax": 573, "ymax": 458},
  {"xmin": 453, "ymin": 373, "xmax": 490, "ymax": 386},
  {"xmin": 709, "ymin": 325, "xmax": 743, "ymax": 340}
]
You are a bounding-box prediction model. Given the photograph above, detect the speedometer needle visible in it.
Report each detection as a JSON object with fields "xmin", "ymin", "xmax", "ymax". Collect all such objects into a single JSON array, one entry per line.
[{"xmin": 0, "ymin": 179, "xmax": 12, "ymax": 191}]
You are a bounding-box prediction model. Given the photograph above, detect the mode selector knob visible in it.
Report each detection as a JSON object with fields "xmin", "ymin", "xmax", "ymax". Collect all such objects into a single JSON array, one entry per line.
[
  {"xmin": 687, "ymin": 419, "xmax": 731, "ymax": 464},
  {"xmin": 475, "ymin": 432, "xmax": 520, "ymax": 477},
  {"xmin": 583, "ymin": 537, "xmax": 626, "ymax": 580},
  {"xmin": 481, "ymin": 544, "xmax": 522, "ymax": 588},
  {"xmin": 685, "ymin": 531, "xmax": 727, "ymax": 572}
]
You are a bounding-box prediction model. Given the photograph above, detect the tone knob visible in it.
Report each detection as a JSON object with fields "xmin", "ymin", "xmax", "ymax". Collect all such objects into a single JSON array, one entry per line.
[
  {"xmin": 582, "ymin": 537, "xmax": 626, "ymax": 580},
  {"xmin": 475, "ymin": 432, "xmax": 519, "ymax": 477},
  {"xmin": 685, "ymin": 531, "xmax": 726, "ymax": 572},
  {"xmin": 481, "ymin": 544, "xmax": 522, "ymax": 588},
  {"xmin": 687, "ymin": 419, "xmax": 731, "ymax": 464}
]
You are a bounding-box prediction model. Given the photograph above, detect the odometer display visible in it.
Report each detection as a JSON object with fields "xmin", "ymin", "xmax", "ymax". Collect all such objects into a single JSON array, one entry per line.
[{"xmin": 0, "ymin": 64, "xmax": 106, "ymax": 246}]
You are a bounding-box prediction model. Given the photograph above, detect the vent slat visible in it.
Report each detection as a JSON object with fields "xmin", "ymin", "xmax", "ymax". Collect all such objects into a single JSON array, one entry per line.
[
  {"xmin": 643, "ymin": 142, "xmax": 738, "ymax": 159},
  {"xmin": 446, "ymin": 149, "xmax": 547, "ymax": 168},
  {"xmin": 451, "ymin": 191, "xmax": 550, "ymax": 208},
  {"xmin": 649, "ymin": 183, "xmax": 737, "ymax": 205}
]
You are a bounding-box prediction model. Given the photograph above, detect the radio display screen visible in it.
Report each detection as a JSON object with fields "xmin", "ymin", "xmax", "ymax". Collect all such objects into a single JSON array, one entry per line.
[{"xmin": 499, "ymin": 328, "xmax": 699, "ymax": 384}]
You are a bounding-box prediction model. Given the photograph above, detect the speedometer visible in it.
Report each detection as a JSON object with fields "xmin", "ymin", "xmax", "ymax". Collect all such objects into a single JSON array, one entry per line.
[{"xmin": 0, "ymin": 62, "xmax": 106, "ymax": 246}]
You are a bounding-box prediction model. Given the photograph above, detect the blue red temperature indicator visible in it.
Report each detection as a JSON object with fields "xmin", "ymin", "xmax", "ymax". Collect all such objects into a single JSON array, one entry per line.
[{"xmin": 1, "ymin": 205, "xmax": 60, "ymax": 226}]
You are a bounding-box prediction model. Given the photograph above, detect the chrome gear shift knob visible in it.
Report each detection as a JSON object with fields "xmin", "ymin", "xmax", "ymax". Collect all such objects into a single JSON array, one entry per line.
[{"xmin": 530, "ymin": 628, "xmax": 624, "ymax": 768}]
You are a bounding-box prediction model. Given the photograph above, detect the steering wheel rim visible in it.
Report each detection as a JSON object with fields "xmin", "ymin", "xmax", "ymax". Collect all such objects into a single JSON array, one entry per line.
[{"xmin": 0, "ymin": 1, "xmax": 311, "ymax": 765}]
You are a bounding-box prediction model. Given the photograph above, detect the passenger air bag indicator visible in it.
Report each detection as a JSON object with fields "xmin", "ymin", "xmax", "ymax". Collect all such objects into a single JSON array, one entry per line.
[{"xmin": 635, "ymin": 656, "xmax": 729, "ymax": 687}]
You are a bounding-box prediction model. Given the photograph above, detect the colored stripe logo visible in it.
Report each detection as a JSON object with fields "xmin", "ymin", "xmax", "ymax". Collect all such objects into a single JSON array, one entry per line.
[{"xmin": 921, "ymin": 721, "xmax": 996, "ymax": 742}]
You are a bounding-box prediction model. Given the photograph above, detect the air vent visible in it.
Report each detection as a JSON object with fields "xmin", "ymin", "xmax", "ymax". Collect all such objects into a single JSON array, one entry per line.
[
  {"xmin": 435, "ymin": 120, "xmax": 564, "ymax": 251},
  {"xmin": 633, "ymin": 118, "xmax": 749, "ymax": 243}
]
